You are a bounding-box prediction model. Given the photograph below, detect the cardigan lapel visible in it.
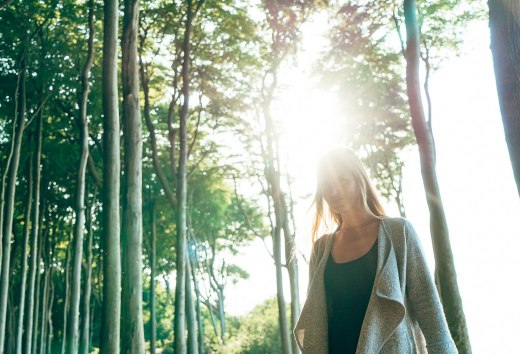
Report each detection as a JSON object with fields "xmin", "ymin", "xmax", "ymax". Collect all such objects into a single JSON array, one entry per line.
[
  {"xmin": 356, "ymin": 218, "xmax": 406, "ymax": 353},
  {"xmin": 294, "ymin": 218, "xmax": 406, "ymax": 354},
  {"xmin": 294, "ymin": 231, "xmax": 335, "ymax": 354}
]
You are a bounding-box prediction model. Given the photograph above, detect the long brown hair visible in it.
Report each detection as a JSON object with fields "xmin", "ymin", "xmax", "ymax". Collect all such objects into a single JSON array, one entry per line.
[{"xmin": 311, "ymin": 147, "xmax": 386, "ymax": 244}]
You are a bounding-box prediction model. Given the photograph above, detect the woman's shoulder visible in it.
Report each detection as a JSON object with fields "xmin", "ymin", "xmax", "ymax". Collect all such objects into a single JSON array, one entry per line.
[
  {"xmin": 382, "ymin": 216, "xmax": 415, "ymax": 230},
  {"xmin": 381, "ymin": 216, "xmax": 419, "ymax": 246},
  {"xmin": 312, "ymin": 233, "xmax": 333, "ymax": 255}
]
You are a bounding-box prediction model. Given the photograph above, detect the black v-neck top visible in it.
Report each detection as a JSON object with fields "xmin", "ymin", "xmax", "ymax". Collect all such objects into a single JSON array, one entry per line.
[{"xmin": 324, "ymin": 238, "xmax": 379, "ymax": 354}]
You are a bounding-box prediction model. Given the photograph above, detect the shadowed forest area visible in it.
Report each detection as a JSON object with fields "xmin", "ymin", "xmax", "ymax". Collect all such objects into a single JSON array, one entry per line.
[{"xmin": 1, "ymin": 0, "xmax": 519, "ymax": 353}]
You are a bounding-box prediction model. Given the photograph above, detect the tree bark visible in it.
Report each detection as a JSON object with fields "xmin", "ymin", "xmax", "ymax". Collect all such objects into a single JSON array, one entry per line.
[
  {"xmin": 403, "ymin": 0, "xmax": 471, "ymax": 352},
  {"xmin": 149, "ymin": 200, "xmax": 157, "ymax": 354},
  {"xmin": 273, "ymin": 225, "xmax": 291, "ymax": 354},
  {"xmin": 46, "ymin": 220, "xmax": 58, "ymax": 354},
  {"xmin": 174, "ymin": 2, "xmax": 195, "ymax": 353},
  {"xmin": 61, "ymin": 227, "xmax": 73, "ymax": 354},
  {"xmin": 67, "ymin": 1, "xmax": 95, "ymax": 351},
  {"xmin": 39, "ymin": 233, "xmax": 51, "ymax": 354},
  {"xmin": 262, "ymin": 98, "xmax": 293, "ymax": 354},
  {"xmin": 99, "ymin": 0, "xmax": 121, "ymax": 352},
  {"xmin": 489, "ymin": 0, "xmax": 520, "ymax": 197},
  {"xmin": 282, "ymin": 199, "xmax": 300, "ymax": 354},
  {"xmin": 121, "ymin": 0, "xmax": 145, "ymax": 352},
  {"xmin": 186, "ymin": 258, "xmax": 199, "ymax": 354},
  {"xmin": 0, "ymin": 62, "xmax": 20, "ymax": 297},
  {"xmin": 0, "ymin": 56, "xmax": 27, "ymax": 354},
  {"xmin": 46, "ymin": 278, "xmax": 55, "ymax": 354},
  {"xmin": 24, "ymin": 102, "xmax": 43, "ymax": 354},
  {"xmin": 79, "ymin": 188, "xmax": 95, "ymax": 354},
  {"xmin": 15, "ymin": 147, "xmax": 33, "ymax": 354},
  {"xmin": 189, "ymin": 257, "xmax": 205, "ymax": 354},
  {"xmin": 33, "ymin": 219, "xmax": 46, "ymax": 354}
]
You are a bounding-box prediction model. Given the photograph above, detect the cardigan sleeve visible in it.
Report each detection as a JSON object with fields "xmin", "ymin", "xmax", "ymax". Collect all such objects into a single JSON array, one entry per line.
[
  {"xmin": 307, "ymin": 238, "xmax": 319, "ymax": 295},
  {"xmin": 403, "ymin": 220, "xmax": 458, "ymax": 354},
  {"xmin": 307, "ymin": 234, "xmax": 327, "ymax": 294}
]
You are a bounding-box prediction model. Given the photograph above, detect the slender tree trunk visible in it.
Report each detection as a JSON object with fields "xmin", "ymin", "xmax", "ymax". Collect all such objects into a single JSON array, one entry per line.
[
  {"xmin": 216, "ymin": 286, "xmax": 225, "ymax": 342},
  {"xmin": 0, "ymin": 56, "xmax": 27, "ymax": 354},
  {"xmin": 121, "ymin": 0, "xmax": 145, "ymax": 352},
  {"xmin": 61, "ymin": 228, "xmax": 73, "ymax": 354},
  {"xmin": 33, "ymin": 222, "xmax": 46, "ymax": 354},
  {"xmin": 39, "ymin": 233, "xmax": 50, "ymax": 354},
  {"xmin": 489, "ymin": 0, "xmax": 520, "ymax": 196},
  {"xmin": 24, "ymin": 105, "xmax": 43, "ymax": 354},
  {"xmin": 206, "ymin": 301, "xmax": 218, "ymax": 338},
  {"xmin": 174, "ymin": 2, "xmax": 194, "ymax": 353},
  {"xmin": 0, "ymin": 62, "xmax": 20, "ymax": 293},
  {"xmin": 403, "ymin": 0, "xmax": 471, "ymax": 352},
  {"xmin": 190, "ymin": 258, "xmax": 204, "ymax": 354},
  {"xmin": 262, "ymin": 99, "xmax": 292, "ymax": 354},
  {"xmin": 47, "ymin": 279, "xmax": 55, "ymax": 354},
  {"xmin": 67, "ymin": 2, "xmax": 95, "ymax": 352},
  {"xmin": 282, "ymin": 200, "xmax": 300, "ymax": 354},
  {"xmin": 273, "ymin": 225, "xmax": 291, "ymax": 354},
  {"xmin": 79, "ymin": 188, "xmax": 95, "ymax": 354},
  {"xmin": 186, "ymin": 258, "xmax": 199, "ymax": 354},
  {"xmin": 46, "ymin": 224, "xmax": 57, "ymax": 354},
  {"xmin": 6, "ymin": 294, "xmax": 14, "ymax": 354},
  {"xmin": 149, "ymin": 201, "xmax": 157, "ymax": 354},
  {"xmin": 15, "ymin": 149, "xmax": 33, "ymax": 354},
  {"xmin": 99, "ymin": 0, "xmax": 121, "ymax": 352}
]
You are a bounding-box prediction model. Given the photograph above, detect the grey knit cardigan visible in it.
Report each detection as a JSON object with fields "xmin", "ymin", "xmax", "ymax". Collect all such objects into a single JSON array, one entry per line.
[{"xmin": 293, "ymin": 217, "xmax": 458, "ymax": 354}]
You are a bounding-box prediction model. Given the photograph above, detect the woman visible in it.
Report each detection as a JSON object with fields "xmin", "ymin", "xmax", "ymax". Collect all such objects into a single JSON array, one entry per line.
[{"xmin": 293, "ymin": 147, "xmax": 457, "ymax": 354}]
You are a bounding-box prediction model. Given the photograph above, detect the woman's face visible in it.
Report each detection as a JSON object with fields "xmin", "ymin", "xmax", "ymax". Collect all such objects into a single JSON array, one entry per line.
[{"xmin": 320, "ymin": 167, "xmax": 361, "ymax": 213}]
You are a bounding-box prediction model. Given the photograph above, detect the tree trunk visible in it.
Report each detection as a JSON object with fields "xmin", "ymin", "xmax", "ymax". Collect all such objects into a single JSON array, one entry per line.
[
  {"xmin": 149, "ymin": 201, "xmax": 157, "ymax": 354},
  {"xmin": 6, "ymin": 294, "xmax": 14, "ymax": 354},
  {"xmin": 67, "ymin": 1, "xmax": 95, "ymax": 351},
  {"xmin": 61, "ymin": 228, "xmax": 73, "ymax": 354},
  {"xmin": 33, "ymin": 221, "xmax": 46, "ymax": 354},
  {"xmin": 263, "ymin": 99, "xmax": 293, "ymax": 354},
  {"xmin": 489, "ymin": 0, "xmax": 520, "ymax": 196},
  {"xmin": 0, "ymin": 60, "xmax": 20, "ymax": 305},
  {"xmin": 273, "ymin": 226, "xmax": 291, "ymax": 354},
  {"xmin": 216, "ymin": 286, "xmax": 225, "ymax": 343},
  {"xmin": 121, "ymin": 0, "xmax": 145, "ymax": 352},
  {"xmin": 0, "ymin": 56, "xmax": 27, "ymax": 354},
  {"xmin": 46, "ymin": 223, "xmax": 58, "ymax": 354},
  {"xmin": 24, "ymin": 102, "xmax": 43, "ymax": 354},
  {"xmin": 99, "ymin": 0, "xmax": 121, "ymax": 352},
  {"xmin": 79, "ymin": 188, "xmax": 95, "ymax": 354},
  {"xmin": 281, "ymin": 199, "xmax": 300, "ymax": 354},
  {"xmin": 39, "ymin": 233, "xmax": 51, "ymax": 354},
  {"xmin": 190, "ymin": 258, "xmax": 205, "ymax": 354},
  {"xmin": 186, "ymin": 258, "xmax": 199, "ymax": 354},
  {"xmin": 403, "ymin": 0, "xmax": 471, "ymax": 352},
  {"xmin": 15, "ymin": 148, "xmax": 33, "ymax": 354},
  {"xmin": 47, "ymin": 278, "xmax": 55, "ymax": 354},
  {"xmin": 174, "ymin": 2, "xmax": 194, "ymax": 353}
]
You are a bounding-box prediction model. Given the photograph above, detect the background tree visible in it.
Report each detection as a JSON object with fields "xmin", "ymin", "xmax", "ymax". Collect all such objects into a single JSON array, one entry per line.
[
  {"xmin": 121, "ymin": 0, "xmax": 145, "ymax": 352},
  {"xmin": 66, "ymin": 0, "xmax": 95, "ymax": 351},
  {"xmin": 489, "ymin": 0, "xmax": 520, "ymax": 197},
  {"xmin": 99, "ymin": 0, "xmax": 122, "ymax": 351},
  {"xmin": 404, "ymin": 0, "xmax": 471, "ymax": 351}
]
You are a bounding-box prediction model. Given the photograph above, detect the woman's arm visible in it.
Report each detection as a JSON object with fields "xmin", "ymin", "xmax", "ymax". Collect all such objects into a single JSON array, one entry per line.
[{"xmin": 404, "ymin": 220, "xmax": 458, "ymax": 354}]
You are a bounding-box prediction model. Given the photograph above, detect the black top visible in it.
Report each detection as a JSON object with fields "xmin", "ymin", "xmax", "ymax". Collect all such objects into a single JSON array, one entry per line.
[{"xmin": 324, "ymin": 238, "xmax": 378, "ymax": 354}]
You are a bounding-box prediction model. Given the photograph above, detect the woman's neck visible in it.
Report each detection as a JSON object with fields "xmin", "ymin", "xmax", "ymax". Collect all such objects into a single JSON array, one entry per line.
[{"xmin": 338, "ymin": 207, "xmax": 378, "ymax": 231}]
